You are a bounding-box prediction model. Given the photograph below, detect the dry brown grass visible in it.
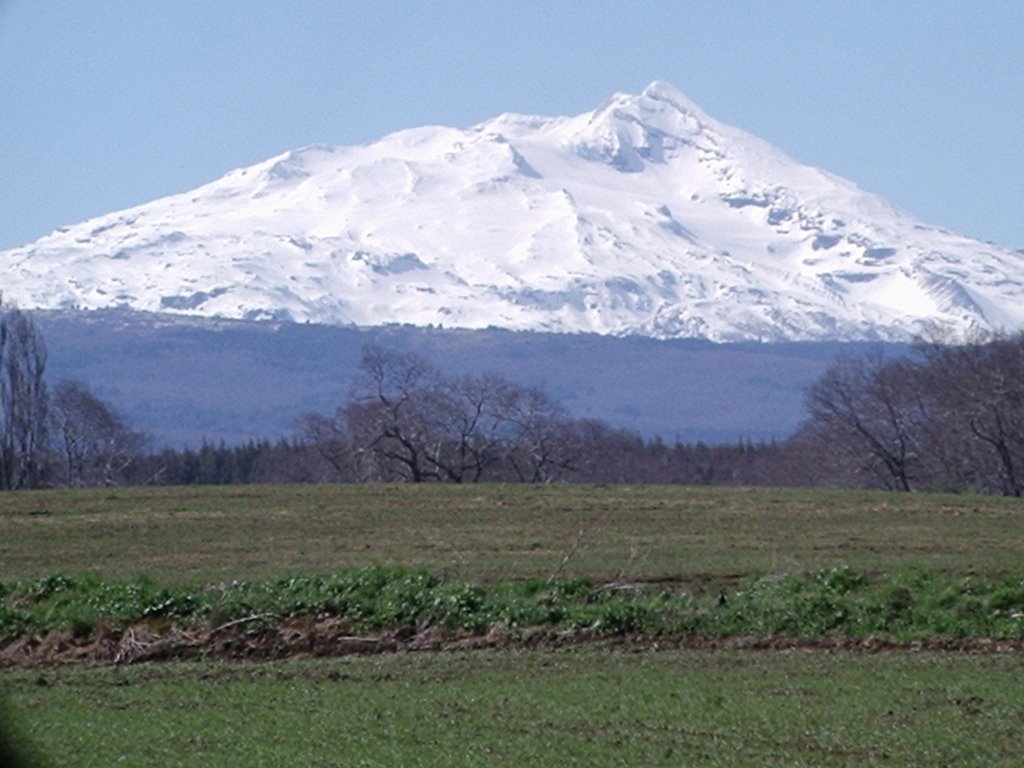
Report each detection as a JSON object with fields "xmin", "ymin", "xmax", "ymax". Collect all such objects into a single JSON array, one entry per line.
[{"xmin": 2, "ymin": 483, "xmax": 1022, "ymax": 584}]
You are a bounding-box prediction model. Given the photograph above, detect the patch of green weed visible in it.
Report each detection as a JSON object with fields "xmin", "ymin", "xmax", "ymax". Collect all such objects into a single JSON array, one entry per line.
[{"xmin": 4, "ymin": 566, "xmax": 1024, "ymax": 642}]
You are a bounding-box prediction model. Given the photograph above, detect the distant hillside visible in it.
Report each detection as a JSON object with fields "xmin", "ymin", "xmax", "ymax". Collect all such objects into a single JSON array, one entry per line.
[{"xmin": 37, "ymin": 311, "xmax": 899, "ymax": 447}]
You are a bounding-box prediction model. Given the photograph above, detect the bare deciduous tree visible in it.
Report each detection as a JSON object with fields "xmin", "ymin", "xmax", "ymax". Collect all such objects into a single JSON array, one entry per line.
[
  {"xmin": 295, "ymin": 410, "xmax": 357, "ymax": 482},
  {"xmin": 802, "ymin": 352, "xmax": 927, "ymax": 491},
  {"xmin": 0, "ymin": 302, "xmax": 49, "ymax": 490},
  {"xmin": 307, "ymin": 345, "xmax": 590, "ymax": 484},
  {"xmin": 423, "ymin": 372, "xmax": 511, "ymax": 483},
  {"xmin": 348, "ymin": 346, "xmax": 444, "ymax": 482},
  {"xmin": 918, "ymin": 335, "xmax": 1024, "ymax": 496},
  {"xmin": 500, "ymin": 384, "xmax": 577, "ymax": 483},
  {"xmin": 50, "ymin": 379, "xmax": 149, "ymax": 487}
]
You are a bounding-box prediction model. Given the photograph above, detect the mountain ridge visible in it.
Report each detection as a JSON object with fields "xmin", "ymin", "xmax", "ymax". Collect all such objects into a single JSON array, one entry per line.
[{"xmin": 4, "ymin": 81, "xmax": 1023, "ymax": 342}]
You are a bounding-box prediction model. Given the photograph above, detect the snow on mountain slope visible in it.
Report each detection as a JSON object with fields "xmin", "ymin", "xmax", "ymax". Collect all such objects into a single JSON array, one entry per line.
[{"xmin": 5, "ymin": 81, "xmax": 1024, "ymax": 342}]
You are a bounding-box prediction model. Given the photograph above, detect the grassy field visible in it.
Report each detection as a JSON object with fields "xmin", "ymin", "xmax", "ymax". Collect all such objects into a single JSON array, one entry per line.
[
  {"xmin": 3, "ymin": 483, "xmax": 1024, "ymax": 767},
  {"xmin": 6, "ymin": 650, "xmax": 1024, "ymax": 767},
  {"xmin": 2, "ymin": 483, "xmax": 1022, "ymax": 583}
]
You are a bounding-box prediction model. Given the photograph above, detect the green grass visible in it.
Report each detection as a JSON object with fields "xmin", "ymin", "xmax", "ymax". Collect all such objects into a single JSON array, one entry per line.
[
  {"xmin": 2, "ymin": 484, "xmax": 1023, "ymax": 583},
  {"xmin": 4, "ymin": 483, "xmax": 1024, "ymax": 766},
  {"xmin": 4, "ymin": 566, "xmax": 1024, "ymax": 642},
  {"xmin": 5, "ymin": 650, "xmax": 1024, "ymax": 767}
]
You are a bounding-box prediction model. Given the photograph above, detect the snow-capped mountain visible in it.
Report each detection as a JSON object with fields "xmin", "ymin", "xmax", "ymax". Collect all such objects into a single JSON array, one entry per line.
[{"xmin": 5, "ymin": 81, "xmax": 1024, "ymax": 342}]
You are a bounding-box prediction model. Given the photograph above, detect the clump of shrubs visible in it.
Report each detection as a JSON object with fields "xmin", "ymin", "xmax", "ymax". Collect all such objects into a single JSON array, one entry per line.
[{"xmin": 2, "ymin": 566, "xmax": 1024, "ymax": 642}]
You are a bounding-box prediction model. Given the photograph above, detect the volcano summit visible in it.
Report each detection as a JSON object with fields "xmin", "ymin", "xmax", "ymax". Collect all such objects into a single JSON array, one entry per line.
[{"xmin": 5, "ymin": 81, "xmax": 1023, "ymax": 342}]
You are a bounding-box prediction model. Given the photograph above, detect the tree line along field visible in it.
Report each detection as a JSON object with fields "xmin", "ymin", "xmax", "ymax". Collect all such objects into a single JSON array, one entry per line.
[
  {"xmin": 3, "ymin": 483, "xmax": 1024, "ymax": 767},
  {"xmin": 12, "ymin": 303, "xmax": 1024, "ymax": 496}
]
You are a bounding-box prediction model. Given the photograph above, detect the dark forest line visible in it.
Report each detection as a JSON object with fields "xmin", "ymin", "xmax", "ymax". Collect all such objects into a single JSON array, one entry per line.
[{"xmin": 5, "ymin": 301, "xmax": 1024, "ymax": 494}]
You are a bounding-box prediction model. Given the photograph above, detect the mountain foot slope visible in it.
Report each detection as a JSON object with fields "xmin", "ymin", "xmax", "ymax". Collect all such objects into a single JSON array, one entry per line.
[{"xmin": 39, "ymin": 312, "xmax": 894, "ymax": 446}]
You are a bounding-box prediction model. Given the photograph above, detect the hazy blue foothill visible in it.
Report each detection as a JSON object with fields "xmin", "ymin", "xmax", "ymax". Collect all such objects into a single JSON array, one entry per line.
[{"xmin": 38, "ymin": 310, "xmax": 900, "ymax": 447}]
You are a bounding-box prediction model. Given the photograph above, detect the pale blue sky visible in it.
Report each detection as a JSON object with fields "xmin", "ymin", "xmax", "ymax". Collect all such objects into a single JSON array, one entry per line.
[{"xmin": 2, "ymin": 0, "xmax": 1022, "ymax": 251}]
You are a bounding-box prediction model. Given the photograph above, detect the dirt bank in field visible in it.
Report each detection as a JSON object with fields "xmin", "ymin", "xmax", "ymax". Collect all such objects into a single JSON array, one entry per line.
[{"xmin": 3, "ymin": 618, "xmax": 1024, "ymax": 667}]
